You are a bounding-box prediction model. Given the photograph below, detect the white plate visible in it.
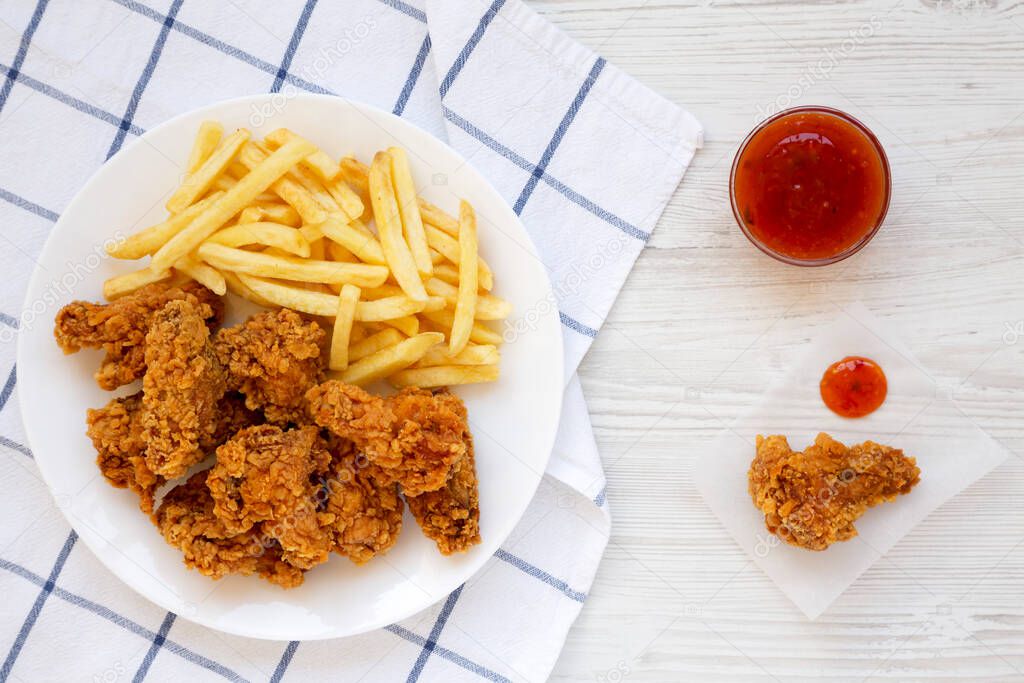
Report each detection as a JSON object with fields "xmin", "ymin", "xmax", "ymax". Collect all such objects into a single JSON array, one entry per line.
[{"xmin": 17, "ymin": 94, "xmax": 564, "ymax": 640}]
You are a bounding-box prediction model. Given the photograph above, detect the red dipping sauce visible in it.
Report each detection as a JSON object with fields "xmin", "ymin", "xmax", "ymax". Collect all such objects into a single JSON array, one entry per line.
[
  {"xmin": 731, "ymin": 106, "xmax": 890, "ymax": 265},
  {"xmin": 820, "ymin": 356, "xmax": 887, "ymax": 418}
]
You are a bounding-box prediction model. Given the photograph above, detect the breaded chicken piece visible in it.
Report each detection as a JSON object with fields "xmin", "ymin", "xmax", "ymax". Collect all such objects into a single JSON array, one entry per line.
[
  {"xmin": 86, "ymin": 392, "xmax": 162, "ymax": 516},
  {"xmin": 156, "ymin": 472, "xmax": 304, "ymax": 588},
  {"xmin": 85, "ymin": 391, "xmax": 260, "ymax": 516},
  {"xmin": 141, "ymin": 300, "xmax": 227, "ymax": 479},
  {"xmin": 406, "ymin": 434, "xmax": 481, "ymax": 555},
  {"xmin": 749, "ymin": 433, "xmax": 920, "ymax": 551},
  {"xmin": 54, "ymin": 281, "xmax": 223, "ymax": 390},
  {"xmin": 207, "ymin": 392, "xmax": 264, "ymax": 448},
  {"xmin": 319, "ymin": 440, "xmax": 404, "ymax": 564},
  {"xmin": 306, "ymin": 382, "xmax": 469, "ymax": 497},
  {"xmin": 206, "ymin": 425, "xmax": 332, "ymax": 570},
  {"xmin": 214, "ymin": 309, "xmax": 326, "ymax": 425}
]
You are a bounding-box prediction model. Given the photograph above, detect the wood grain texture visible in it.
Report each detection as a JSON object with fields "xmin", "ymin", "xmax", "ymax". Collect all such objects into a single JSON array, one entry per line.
[{"xmin": 530, "ymin": 1, "xmax": 1024, "ymax": 680}]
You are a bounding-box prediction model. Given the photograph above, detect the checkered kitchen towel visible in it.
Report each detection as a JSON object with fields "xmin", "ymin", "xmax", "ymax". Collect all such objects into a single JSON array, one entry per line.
[{"xmin": 0, "ymin": 1, "xmax": 701, "ymax": 681}]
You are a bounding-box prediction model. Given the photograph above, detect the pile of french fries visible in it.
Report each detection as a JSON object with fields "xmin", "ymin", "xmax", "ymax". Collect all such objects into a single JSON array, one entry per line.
[{"xmin": 105, "ymin": 121, "xmax": 511, "ymax": 389}]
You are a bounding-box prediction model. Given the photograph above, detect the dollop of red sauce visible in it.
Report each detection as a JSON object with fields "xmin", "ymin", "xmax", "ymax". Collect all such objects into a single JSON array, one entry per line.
[
  {"xmin": 820, "ymin": 356, "xmax": 887, "ymax": 418},
  {"xmin": 734, "ymin": 110, "xmax": 888, "ymax": 261}
]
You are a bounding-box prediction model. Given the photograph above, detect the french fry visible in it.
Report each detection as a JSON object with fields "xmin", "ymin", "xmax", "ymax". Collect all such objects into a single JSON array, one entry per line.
[
  {"xmin": 413, "ymin": 344, "xmax": 499, "ymax": 368},
  {"xmin": 298, "ymin": 223, "xmax": 322, "ymax": 243},
  {"xmin": 152, "ymin": 137, "xmax": 317, "ymax": 271},
  {"xmin": 449, "ymin": 200, "xmax": 478, "ymax": 354},
  {"xmin": 389, "ymin": 364, "xmax": 499, "ymax": 389},
  {"xmin": 107, "ymin": 192, "xmax": 223, "ymax": 259},
  {"xmin": 348, "ymin": 328, "xmax": 404, "ymax": 362},
  {"xmin": 349, "ymin": 321, "xmax": 368, "ymax": 344},
  {"xmin": 329, "ymin": 284, "xmax": 360, "ymax": 371},
  {"xmin": 235, "ymin": 274, "xmax": 338, "ymax": 316},
  {"xmin": 337, "ymin": 332, "xmax": 444, "ymax": 386},
  {"xmin": 381, "ymin": 315, "xmax": 419, "ymax": 337},
  {"xmin": 185, "ymin": 121, "xmax": 223, "ymax": 174},
  {"xmin": 424, "ymin": 278, "xmax": 511, "ymax": 321},
  {"xmin": 166, "ymin": 128, "xmax": 250, "ymax": 214},
  {"xmin": 368, "ymin": 151, "xmax": 427, "ymax": 301},
  {"xmin": 361, "ymin": 283, "xmax": 405, "ymax": 300},
  {"xmin": 388, "ymin": 147, "xmax": 432, "ymax": 276},
  {"xmin": 287, "ymin": 162, "xmax": 343, "ymax": 214},
  {"xmin": 237, "ymin": 206, "xmax": 263, "ymax": 224},
  {"xmin": 340, "ymin": 156, "xmax": 370, "ymax": 196},
  {"xmin": 210, "ymin": 175, "xmax": 236, "ymax": 193},
  {"xmin": 326, "ymin": 177, "xmax": 364, "ymax": 222},
  {"xmin": 418, "ymin": 198, "xmax": 459, "ymax": 236},
  {"xmin": 226, "ymin": 162, "xmax": 250, "ymax": 180},
  {"xmin": 237, "ymin": 142, "xmax": 326, "ymax": 225},
  {"xmin": 103, "ymin": 266, "xmax": 171, "ymax": 300},
  {"xmin": 198, "ymin": 243, "xmax": 388, "ymax": 286},
  {"xmin": 206, "ymin": 222, "xmax": 311, "ymax": 257},
  {"xmin": 223, "ymin": 270, "xmax": 274, "ymax": 307},
  {"xmin": 431, "ymin": 262, "xmax": 459, "ymax": 288},
  {"xmin": 264, "ymin": 128, "xmax": 341, "ymax": 181},
  {"xmin": 327, "ymin": 241, "xmax": 357, "ymax": 263},
  {"xmin": 255, "ymin": 202, "xmax": 301, "ymax": 226},
  {"xmin": 354, "ymin": 295, "xmax": 427, "ymax": 322},
  {"xmin": 424, "ymin": 224, "xmax": 494, "ymax": 290},
  {"xmin": 308, "ymin": 237, "xmax": 326, "ymax": 261},
  {"xmin": 430, "ymin": 249, "xmax": 445, "ymax": 266},
  {"xmin": 174, "ymin": 254, "xmax": 226, "ymax": 295},
  {"xmin": 422, "ymin": 309, "xmax": 503, "ymax": 346},
  {"xmin": 316, "ymin": 216, "xmax": 386, "ymax": 265},
  {"xmin": 211, "ymin": 176, "xmax": 278, "ymax": 203}
]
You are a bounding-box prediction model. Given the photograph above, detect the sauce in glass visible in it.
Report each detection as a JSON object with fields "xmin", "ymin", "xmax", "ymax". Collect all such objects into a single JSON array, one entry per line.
[
  {"xmin": 731, "ymin": 107, "xmax": 890, "ymax": 264},
  {"xmin": 820, "ymin": 356, "xmax": 887, "ymax": 418}
]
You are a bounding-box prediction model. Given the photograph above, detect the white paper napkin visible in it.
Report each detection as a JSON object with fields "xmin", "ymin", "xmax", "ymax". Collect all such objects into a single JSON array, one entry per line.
[
  {"xmin": 0, "ymin": 1, "xmax": 701, "ymax": 681},
  {"xmin": 694, "ymin": 303, "xmax": 1010, "ymax": 619}
]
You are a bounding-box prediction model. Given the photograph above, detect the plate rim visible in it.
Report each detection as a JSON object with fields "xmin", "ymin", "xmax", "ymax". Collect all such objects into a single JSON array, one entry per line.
[{"xmin": 16, "ymin": 92, "xmax": 565, "ymax": 640}]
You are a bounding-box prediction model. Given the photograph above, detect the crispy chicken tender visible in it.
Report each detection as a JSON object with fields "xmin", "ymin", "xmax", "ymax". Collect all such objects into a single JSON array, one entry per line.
[
  {"xmin": 54, "ymin": 282, "xmax": 223, "ymax": 390},
  {"xmin": 156, "ymin": 472, "xmax": 304, "ymax": 588},
  {"xmin": 206, "ymin": 425, "xmax": 332, "ymax": 570},
  {"xmin": 306, "ymin": 382, "xmax": 469, "ymax": 497},
  {"xmin": 320, "ymin": 441, "xmax": 404, "ymax": 564},
  {"xmin": 85, "ymin": 391, "xmax": 260, "ymax": 516},
  {"xmin": 141, "ymin": 300, "xmax": 227, "ymax": 479},
  {"xmin": 406, "ymin": 433, "xmax": 481, "ymax": 555},
  {"xmin": 86, "ymin": 392, "xmax": 162, "ymax": 516},
  {"xmin": 214, "ymin": 309, "xmax": 326, "ymax": 425},
  {"xmin": 749, "ymin": 433, "xmax": 920, "ymax": 551}
]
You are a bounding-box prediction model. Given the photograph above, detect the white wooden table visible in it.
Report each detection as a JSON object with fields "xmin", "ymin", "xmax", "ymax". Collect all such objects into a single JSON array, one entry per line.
[{"xmin": 534, "ymin": 1, "xmax": 1024, "ymax": 680}]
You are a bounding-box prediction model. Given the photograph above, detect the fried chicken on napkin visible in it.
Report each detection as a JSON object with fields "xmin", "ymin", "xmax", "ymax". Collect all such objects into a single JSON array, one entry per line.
[
  {"xmin": 54, "ymin": 281, "xmax": 223, "ymax": 390},
  {"xmin": 214, "ymin": 309, "xmax": 326, "ymax": 425},
  {"xmin": 306, "ymin": 382, "xmax": 470, "ymax": 497},
  {"xmin": 749, "ymin": 433, "xmax": 920, "ymax": 551},
  {"xmin": 141, "ymin": 300, "xmax": 227, "ymax": 479}
]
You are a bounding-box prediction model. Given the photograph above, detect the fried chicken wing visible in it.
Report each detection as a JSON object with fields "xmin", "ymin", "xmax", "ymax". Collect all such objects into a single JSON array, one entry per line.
[
  {"xmin": 141, "ymin": 300, "xmax": 227, "ymax": 479},
  {"xmin": 54, "ymin": 281, "xmax": 223, "ymax": 390},
  {"xmin": 206, "ymin": 425, "xmax": 332, "ymax": 570},
  {"xmin": 406, "ymin": 434, "xmax": 480, "ymax": 555},
  {"xmin": 86, "ymin": 392, "xmax": 163, "ymax": 516},
  {"xmin": 749, "ymin": 433, "xmax": 920, "ymax": 551},
  {"xmin": 319, "ymin": 441, "xmax": 404, "ymax": 564},
  {"xmin": 214, "ymin": 309, "xmax": 326, "ymax": 424},
  {"xmin": 306, "ymin": 382, "xmax": 469, "ymax": 496},
  {"xmin": 156, "ymin": 472, "xmax": 304, "ymax": 588}
]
